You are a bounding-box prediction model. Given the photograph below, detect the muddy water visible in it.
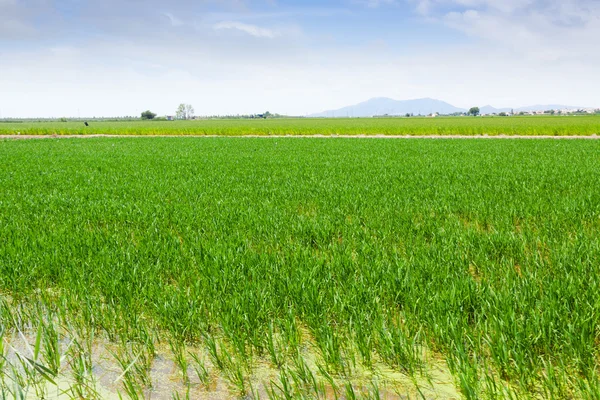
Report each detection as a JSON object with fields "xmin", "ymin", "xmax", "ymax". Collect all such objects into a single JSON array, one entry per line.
[{"xmin": 2, "ymin": 333, "xmax": 460, "ymax": 399}]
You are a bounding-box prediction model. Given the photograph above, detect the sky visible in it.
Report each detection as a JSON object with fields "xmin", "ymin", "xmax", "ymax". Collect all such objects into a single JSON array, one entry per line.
[{"xmin": 0, "ymin": 0, "xmax": 599, "ymax": 118}]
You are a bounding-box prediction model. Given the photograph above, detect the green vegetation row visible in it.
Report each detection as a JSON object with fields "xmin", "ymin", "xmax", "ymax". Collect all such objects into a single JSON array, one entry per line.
[
  {"xmin": 1, "ymin": 138, "xmax": 599, "ymax": 398},
  {"xmin": 2, "ymin": 115, "xmax": 600, "ymax": 136}
]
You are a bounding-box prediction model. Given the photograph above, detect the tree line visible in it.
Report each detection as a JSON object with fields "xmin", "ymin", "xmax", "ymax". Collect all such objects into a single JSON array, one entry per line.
[{"xmin": 141, "ymin": 104, "xmax": 195, "ymax": 120}]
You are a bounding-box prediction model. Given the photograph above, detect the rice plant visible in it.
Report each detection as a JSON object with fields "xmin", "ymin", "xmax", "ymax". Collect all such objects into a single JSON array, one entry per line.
[
  {"xmin": 0, "ymin": 114, "xmax": 599, "ymax": 136},
  {"xmin": 0, "ymin": 137, "xmax": 599, "ymax": 398}
]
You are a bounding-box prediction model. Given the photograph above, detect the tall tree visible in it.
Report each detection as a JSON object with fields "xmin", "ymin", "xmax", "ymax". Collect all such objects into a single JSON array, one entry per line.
[
  {"xmin": 185, "ymin": 104, "xmax": 195, "ymax": 119},
  {"xmin": 176, "ymin": 104, "xmax": 186, "ymax": 120},
  {"xmin": 176, "ymin": 104, "xmax": 195, "ymax": 120}
]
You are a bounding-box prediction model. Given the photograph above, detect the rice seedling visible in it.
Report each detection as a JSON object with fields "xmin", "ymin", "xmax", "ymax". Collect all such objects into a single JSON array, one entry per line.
[
  {"xmin": 188, "ymin": 351, "xmax": 210, "ymax": 387},
  {"xmin": 113, "ymin": 348, "xmax": 146, "ymax": 400},
  {"xmin": 0, "ymin": 137, "xmax": 599, "ymax": 398},
  {"xmin": 169, "ymin": 339, "xmax": 190, "ymax": 387},
  {"xmin": 288, "ymin": 353, "xmax": 322, "ymax": 396}
]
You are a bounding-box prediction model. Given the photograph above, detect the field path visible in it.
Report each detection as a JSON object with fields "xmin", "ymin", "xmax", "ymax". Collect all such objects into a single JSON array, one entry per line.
[{"xmin": 1, "ymin": 134, "xmax": 600, "ymax": 140}]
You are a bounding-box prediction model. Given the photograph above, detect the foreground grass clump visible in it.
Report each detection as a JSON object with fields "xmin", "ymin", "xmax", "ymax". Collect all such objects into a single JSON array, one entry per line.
[
  {"xmin": 1, "ymin": 114, "xmax": 600, "ymax": 136},
  {"xmin": 0, "ymin": 138, "xmax": 599, "ymax": 398}
]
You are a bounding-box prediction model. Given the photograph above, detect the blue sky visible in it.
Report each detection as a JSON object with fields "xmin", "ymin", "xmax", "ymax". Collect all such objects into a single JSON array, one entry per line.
[{"xmin": 1, "ymin": 0, "xmax": 599, "ymax": 117}]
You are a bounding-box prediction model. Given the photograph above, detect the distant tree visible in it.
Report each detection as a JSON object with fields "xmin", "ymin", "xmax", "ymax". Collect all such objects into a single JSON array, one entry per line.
[
  {"xmin": 264, "ymin": 111, "xmax": 272, "ymax": 119},
  {"xmin": 186, "ymin": 104, "xmax": 195, "ymax": 119},
  {"xmin": 405, "ymin": 113, "xmax": 411, "ymax": 118},
  {"xmin": 511, "ymin": 109, "xmax": 514, "ymax": 115},
  {"xmin": 469, "ymin": 107, "xmax": 480, "ymax": 117},
  {"xmin": 59, "ymin": 117, "xmax": 68, "ymax": 122},
  {"xmin": 499, "ymin": 112, "xmax": 508, "ymax": 117},
  {"xmin": 176, "ymin": 104, "xmax": 185, "ymax": 119},
  {"xmin": 519, "ymin": 111, "xmax": 525, "ymax": 116},
  {"xmin": 141, "ymin": 110, "xmax": 157, "ymax": 120},
  {"xmin": 176, "ymin": 104, "xmax": 195, "ymax": 120}
]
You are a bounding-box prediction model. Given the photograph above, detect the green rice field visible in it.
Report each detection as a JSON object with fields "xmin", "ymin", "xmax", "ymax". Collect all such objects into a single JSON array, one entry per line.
[
  {"xmin": 1, "ymin": 137, "xmax": 599, "ymax": 398},
  {"xmin": 1, "ymin": 114, "xmax": 600, "ymax": 136}
]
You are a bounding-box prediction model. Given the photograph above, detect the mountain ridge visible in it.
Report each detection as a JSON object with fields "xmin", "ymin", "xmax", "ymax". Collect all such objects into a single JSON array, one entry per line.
[{"xmin": 310, "ymin": 98, "xmax": 582, "ymax": 117}]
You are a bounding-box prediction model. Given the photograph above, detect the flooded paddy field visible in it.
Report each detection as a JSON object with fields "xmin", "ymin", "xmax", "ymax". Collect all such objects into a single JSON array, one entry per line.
[{"xmin": 1, "ymin": 138, "xmax": 599, "ymax": 398}]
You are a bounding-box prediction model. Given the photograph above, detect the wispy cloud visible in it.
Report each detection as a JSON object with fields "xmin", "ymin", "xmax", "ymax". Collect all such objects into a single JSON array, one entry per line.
[
  {"xmin": 406, "ymin": 0, "xmax": 600, "ymax": 61},
  {"xmin": 163, "ymin": 12, "xmax": 184, "ymax": 27},
  {"xmin": 0, "ymin": 0, "xmax": 33, "ymax": 39},
  {"xmin": 203, "ymin": 7, "xmax": 351, "ymax": 22},
  {"xmin": 0, "ymin": 18, "xmax": 36, "ymax": 39},
  {"xmin": 213, "ymin": 21, "xmax": 278, "ymax": 38},
  {"xmin": 353, "ymin": 0, "xmax": 398, "ymax": 8}
]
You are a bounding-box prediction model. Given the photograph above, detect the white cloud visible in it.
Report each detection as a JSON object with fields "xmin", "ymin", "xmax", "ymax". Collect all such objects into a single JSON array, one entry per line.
[
  {"xmin": 213, "ymin": 21, "xmax": 277, "ymax": 38},
  {"xmin": 411, "ymin": 0, "xmax": 536, "ymax": 15},
  {"xmin": 1, "ymin": 37, "xmax": 599, "ymax": 119},
  {"xmin": 163, "ymin": 12, "xmax": 184, "ymax": 27},
  {"xmin": 0, "ymin": 0, "xmax": 599, "ymax": 118},
  {"xmin": 0, "ymin": 19, "xmax": 36, "ymax": 38},
  {"xmin": 408, "ymin": 0, "xmax": 600, "ymax": 62},
  {"xmin": 48, "ymin": 46, "xmax": 80, "ymax": 57},
  {"xmin": 353, "ymin": 0, "xmax": 398, "ymax": 8}
]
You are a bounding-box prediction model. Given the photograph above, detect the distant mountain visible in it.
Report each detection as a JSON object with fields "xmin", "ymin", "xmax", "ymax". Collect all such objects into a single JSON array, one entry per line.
[
  {"xmin": 482, "ymin": 104, "xmax": 581, "ymax": 114},
  {"xmin": 309, "ymin": 97, "xmax": 465, "ymax": 117},
  {"xmin": 514, "ymin": 104, "xmax": 581, "ymax": 112},
  {"xmin": 310, "ymin": 98, "xmax": 583, "ymax": 117},
  {"xmin": 480, "ymin": 105, "xmax": 512, "ymax": 114}
]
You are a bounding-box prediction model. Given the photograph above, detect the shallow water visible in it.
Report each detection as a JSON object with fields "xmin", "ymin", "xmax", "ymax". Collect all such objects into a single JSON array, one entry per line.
[{"xmin": 1, "ymin": 332, "xmax": 460, "ymax": 399}]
